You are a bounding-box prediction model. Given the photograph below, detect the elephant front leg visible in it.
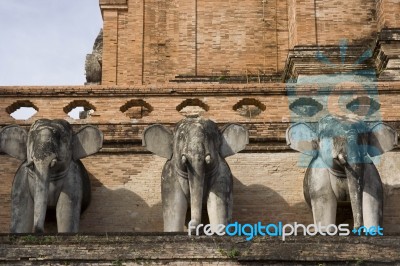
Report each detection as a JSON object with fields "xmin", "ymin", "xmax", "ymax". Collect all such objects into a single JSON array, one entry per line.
[
  {"xmin": 162, "ymin": 185, "xmax": 187, "ymax": 231},
  {"xmin": 11, "ymin": 194, "xmax": 34, "ymax": 233},
  {"xmin": 362, "ymin": 163, "xmax": 383, "ymax": 227},
  {"xmin": 163, "ymin": 188, "xmax": 187, "ymax": 232},
  {"xmin": 11, "ymin": 167, "xmax": 34, "ymax": 233},
  {"xmin": 56, "ymin": 189, "xmax": 82, "ymax": 233},
  {"xmin": 56, "ymin": 169, "xmax": 83, "ymax": 233},
  {"xmin": 207, "ymin": 191, "xmax": 231, "ymax": 227},
  {"xmin": 162, "ymin": 163, "xmax": 188, "ymax": 232},
  {"xmin": 207, "ymin": 172, "xmax": 232, "ymax": 228},
  {"xmin": 308, "ymin": 164, "xmax": 337, "ymax": 230}
]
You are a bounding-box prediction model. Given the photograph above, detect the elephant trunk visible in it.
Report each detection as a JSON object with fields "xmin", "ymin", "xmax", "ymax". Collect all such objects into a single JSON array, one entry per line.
[
  {"xmin": 339, "ymin": 153, "xmax": 364, "ymax": 228},
  {"xmin": 32, "ymin": 156, "xmax": 56, "ymax": 233},
  {"xmin": 188, "ymin": 157, "xmax": 205, "ymax": 228}
]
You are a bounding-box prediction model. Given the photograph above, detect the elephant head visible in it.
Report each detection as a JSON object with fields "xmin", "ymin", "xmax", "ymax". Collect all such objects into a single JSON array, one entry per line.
[
  {"xmin": 143, "ymin": 117, "xmax": 248, "ymax": 230},
  {"xmin": 286, "ymin": 114, "xmax": 397, "ymax": 227},
  {"xmin": 0, "ymin": 119, "xmax": 103, "ymax": 233}
]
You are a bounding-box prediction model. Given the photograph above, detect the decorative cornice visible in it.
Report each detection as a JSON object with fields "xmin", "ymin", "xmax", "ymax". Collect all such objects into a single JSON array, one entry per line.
[
  {"xmin": 99, "ymin": 0, "xmax": 128, "ymax": 11},
  {"xmin": 373, "ymin": 29, "xmax": 400, "ymax": 81},
  {"xmin": 2, "ymin": 83, "xmax": 400, "ymax": 97},
  {"xmin": 283, "ymin": 46, "xmax": 375, "ymax": 83}
]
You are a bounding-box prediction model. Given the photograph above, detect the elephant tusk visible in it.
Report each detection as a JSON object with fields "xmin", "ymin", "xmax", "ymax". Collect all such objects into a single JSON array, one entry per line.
[
  {"xmin": 50, "ymin": 158, "xmax": 57, "ymax": 168},
  {"xmin": 338, "ymin": 153, "xmax": 361, "ymax": 180},
  {"xmin": 181, "ymin": 155, "xmax": 187, "ymax": 164},
  {"xmin": 337, "ymin": 153, "xmax": 347, "ymax": 165},
  {"xmin": 205, "ymin": 154, "xmax": 211, "ymax": 164}
]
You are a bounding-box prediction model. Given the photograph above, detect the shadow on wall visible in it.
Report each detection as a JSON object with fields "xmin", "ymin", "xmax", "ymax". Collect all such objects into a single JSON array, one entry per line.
[
  {"xmin": 43, "ymin": 174, "xmax": 315, "ymax": 233},
  {"xmin": 43, "ymin": 171, "xmax": 162, "ymax": 233},
  {"xmin": 383, "ymin": 183, "xmax": 400, "ymax": 233},
  {"xmin": 79, "ymin": 172, "xmax": 163, "ymax": 232},
  {"xmin": 42, "ymin": 170, "xmax": 400, "ymax": 233},
  {"xmin": 232, "ymin": 176, "xmax": 313, "ymax": 226}
]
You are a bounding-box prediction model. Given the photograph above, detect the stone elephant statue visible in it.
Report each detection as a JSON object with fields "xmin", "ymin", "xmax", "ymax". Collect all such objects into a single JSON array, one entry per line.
[
  {"xmin": 286, "ymin": 115, "xmax": 397, "ymax": 229},
  {"xmin": 0, "ymin": 119, "xmax": 103, "ymax": 233},
  {"xmin": 143, "ymin": 117, "xmax": 248, "ymax": 232}
]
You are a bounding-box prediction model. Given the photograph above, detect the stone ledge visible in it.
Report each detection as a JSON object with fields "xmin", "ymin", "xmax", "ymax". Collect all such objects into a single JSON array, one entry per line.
[
  {"xmin": 2, "ymin": 121, "xmax": 399, "ymax": 153},
  {"xmin": 2, "ymin": 121, "xmax": 400, "ymax": 153},
  {"xmin": 373, "ymin": 29, "xmax": 400, "ymax": 81},
  {"xmin": 2, "ymin": 82, "xmax": 400, "ymax": 97},
  {"xmin": 283, "ymin": 46, "xmax": 375, "ymax": 83},
  {"xmin": 99, "ymin": 0, "xmax": 127, "ymax": 9},
  {"xmin": 0, "ymin": 234, "xmax": 399, "ymax": 265}
]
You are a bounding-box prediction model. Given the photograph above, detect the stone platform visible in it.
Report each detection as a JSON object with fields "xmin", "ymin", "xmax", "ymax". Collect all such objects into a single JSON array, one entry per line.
[{"xmin": 0, "ymin": 233, "xmax": 399, "ymax": 265}]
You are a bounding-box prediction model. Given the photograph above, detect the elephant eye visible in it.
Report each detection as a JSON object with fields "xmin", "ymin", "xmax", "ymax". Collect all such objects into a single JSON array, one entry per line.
[
  {"xmin": 346, "ymin": 96, "xmax": 381, "ymax": 116},
  {"xmin": 289, "ymin": 97, "xmax": 323, "ymax": 117}
]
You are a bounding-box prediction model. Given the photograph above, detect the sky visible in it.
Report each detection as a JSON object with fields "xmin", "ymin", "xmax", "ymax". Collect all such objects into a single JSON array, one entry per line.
[{"xmin": 0, "ymin": 0, "xmax": 103, "ymax": 86}]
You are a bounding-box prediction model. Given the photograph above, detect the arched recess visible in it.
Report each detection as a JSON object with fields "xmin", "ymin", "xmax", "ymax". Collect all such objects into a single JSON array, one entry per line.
[
  {"xmin": 64, "ymin": 100, "xmax": 96, "ymax": 119},
  {"xmin": 176, "ymin": 99, "xmax": 209, "ymax": 117},
  {"xmin": 6, "ymin": 100, "xmax": 38, "ymax": 120},
  {"xmin": 120, "ymin": 99, "xmax": 153, "ymax": 119},
  {"xmin": 289, "ymin": 97, "xmax": 323, "ymax": 117},
  {"xmin": 233, "ymin": 98, "xmax": 266, "ymax": 118}
]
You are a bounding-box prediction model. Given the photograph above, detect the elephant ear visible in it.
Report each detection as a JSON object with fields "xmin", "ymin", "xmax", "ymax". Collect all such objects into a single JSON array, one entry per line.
[
  {"xmin": 367, "ymin": 122, "xmax": 398, "ymax": 157},
  {"xmin": 142, "ymin": 124, "xmax": 173, "ymax": 159},
  {"xmin": 286, "ymin": 122, "xmax": 318, "ymax": 157},
  {"xmin": 220, "ymin": 124, "xmax": 249, "ymax": 158},
  {"xmin": 73, "ymin": 125, "xmax": 103, "ymax": 160},
  {"xmin": 0, "ymin": 125, "xmax": 27, "ymax": 161}
]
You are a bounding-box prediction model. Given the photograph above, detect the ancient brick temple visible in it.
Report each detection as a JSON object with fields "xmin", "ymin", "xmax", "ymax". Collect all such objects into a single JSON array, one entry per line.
[{"xmin": 1, "ymin": 0, "xmax": 400, "ymax": 235}]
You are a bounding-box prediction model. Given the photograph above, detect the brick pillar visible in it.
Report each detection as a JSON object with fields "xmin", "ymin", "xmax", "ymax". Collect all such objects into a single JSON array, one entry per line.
[
  {"xmin": 100, "ymin": 0, "xmax": 129, "ymax": 85},
  {"xmin": 102, "ymin": 10, "xmax": 118, "ymax": 85},
  {"xmin": 377, "ymin": 0, "xmax": 400, "ymax": 30},
  {"xmin": 288, "ymin": 0, "xmax": 317, "ymax": 47}
]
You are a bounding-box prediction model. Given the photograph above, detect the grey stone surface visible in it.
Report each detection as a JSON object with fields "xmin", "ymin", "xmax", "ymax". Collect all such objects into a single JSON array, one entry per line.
[
  {"xmin": 0, "ymin": 119, "xmax": 103, "ymax": 233},
  {"xmin": 143, "ymin": 117, "xmax": 249, "ymax": 231},
  {"xmin": 0, "ymin": 234, "xmax": 400, "ymax": 265},
  {"xmin": 286, "ymin": 115, "xmax": 398, "ymax": 229},
  {"xmin": 85, "ymin": 29, "xmax": 103, "ymax": 85}
]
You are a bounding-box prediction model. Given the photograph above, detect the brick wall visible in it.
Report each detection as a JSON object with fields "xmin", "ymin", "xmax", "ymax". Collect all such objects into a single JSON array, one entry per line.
[
  {"xmin": 292, "ymin": 0, "xmax": 317, "ymax": 46},
  {"xmin": 2, "ymin": 83, "xmax": 400, "ymax": 125},
  {"xmin": 287, "ymin": 0, "xmax": 297, "ymax": 49},
  {"xmin": 100, "ymin": 0, "xmax": 386, "ymax": 85},
  {"xmin": 315, "ymin": 0, "xmax": 376, "ymax": 45},
  {"xmin": 377, "ymin": 0, "xmax": 400, "ymax": 30},
  {"xmin": 288, "ymin": 0, "xmax": 377, "ymax": 47},
  {"xmin": 1, "ymin": 84, "xmax": 400, "ymax": 233},
  {"xmin": 1, "ymin": 151, "xmax": 400, "ymax": 233},
  {"xmin": 195, "ymin": 0, "xmax": 284, "ymax": 76}
]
